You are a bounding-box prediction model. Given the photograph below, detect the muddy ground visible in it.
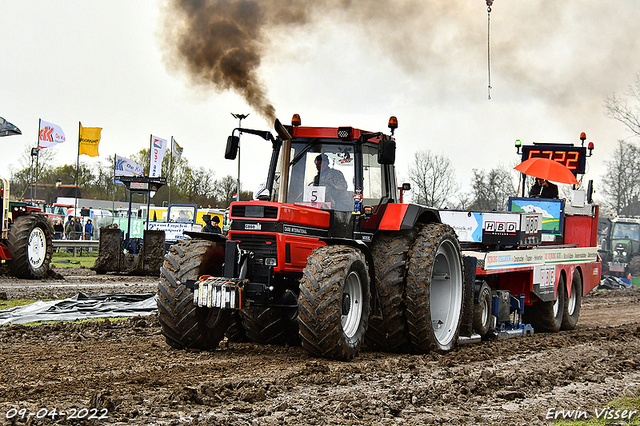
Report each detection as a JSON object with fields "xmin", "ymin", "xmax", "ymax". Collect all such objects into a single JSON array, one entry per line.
[{"xmin": 0, "ymin": 268, "xmax": 639, "ymax": 425}]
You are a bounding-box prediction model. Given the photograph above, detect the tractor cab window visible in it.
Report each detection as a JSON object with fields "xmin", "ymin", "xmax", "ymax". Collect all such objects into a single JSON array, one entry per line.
[
  {"xmin": 287, "ymin": 141, "xmax": 355, "ymax": 211},
  {"xmin": 612, "ymin": 223, "xmax": 640, "ymax": 241},
  {"xmin": 362, "ymin": 144, "xmax": 385, "ymax": 206}
]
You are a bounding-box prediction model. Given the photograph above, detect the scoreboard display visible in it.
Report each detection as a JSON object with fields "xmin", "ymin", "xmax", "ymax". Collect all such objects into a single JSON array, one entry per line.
[{"xmin": 521, "ymin": 144, "xmax": 587, "ymax": 175}]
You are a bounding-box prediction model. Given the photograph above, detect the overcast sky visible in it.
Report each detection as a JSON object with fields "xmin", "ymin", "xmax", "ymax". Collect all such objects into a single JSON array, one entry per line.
[{"xmin": 1, "ymin": 0, "xmax": 639, "ymax": 205}]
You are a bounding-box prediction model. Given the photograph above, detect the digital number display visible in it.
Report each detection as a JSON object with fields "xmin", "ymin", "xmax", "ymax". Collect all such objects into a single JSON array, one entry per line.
[{"xmin": 521, "ymin": 145, "xmax": 586, "ymax": 174}]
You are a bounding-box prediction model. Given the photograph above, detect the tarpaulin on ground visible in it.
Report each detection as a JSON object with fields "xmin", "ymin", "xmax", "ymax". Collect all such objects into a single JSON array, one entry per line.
[{"xmin": 0, "ymin": 293, "xmax": 157, "ymax": 325}]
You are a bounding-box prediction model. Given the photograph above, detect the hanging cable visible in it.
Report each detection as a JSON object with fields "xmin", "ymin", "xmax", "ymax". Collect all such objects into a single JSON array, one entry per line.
[{"xmin": 487, "ymin": 0, "xmax": 493, "ymax": 100}]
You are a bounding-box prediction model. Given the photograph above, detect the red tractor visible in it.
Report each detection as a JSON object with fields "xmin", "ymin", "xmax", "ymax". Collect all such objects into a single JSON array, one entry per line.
[
  {"xmin": 158, "ymin": 115, "xmax": 467, "ymax": 360},
  {"xmin": 0, "ymin": 179, "xmax": 54, "ymax": 278}
]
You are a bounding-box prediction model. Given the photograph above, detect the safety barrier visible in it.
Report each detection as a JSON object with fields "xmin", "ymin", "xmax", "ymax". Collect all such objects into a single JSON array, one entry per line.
[{"xmin": 52, "ymin": 239, "xmax": 99, "ymax": 256}]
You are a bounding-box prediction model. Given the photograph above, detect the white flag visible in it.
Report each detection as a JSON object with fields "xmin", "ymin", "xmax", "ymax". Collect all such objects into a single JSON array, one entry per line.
[
  {"xmin": 172, "ymin": 138, "xmax": 183, "ymax": 160},
  {"xmin": 149, "ymin": 135, "xmax": 167, "ymax": 178},
  {"xmin": 38, "ymin": 120, "xmax": 66, "ymax": 149},
  {"xmin": 115, "ymin": 154, "xmax": 143, "ymax": 177}
]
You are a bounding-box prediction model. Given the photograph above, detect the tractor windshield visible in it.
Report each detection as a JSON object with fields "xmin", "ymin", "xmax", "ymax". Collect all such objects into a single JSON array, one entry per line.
[
  {"xmin": 285, "ymin": 141, "xmax": 355, "ymax": 211},
  {"xmin": 611, "ymin": 223, "xmax": 640, "ymax": 241}
]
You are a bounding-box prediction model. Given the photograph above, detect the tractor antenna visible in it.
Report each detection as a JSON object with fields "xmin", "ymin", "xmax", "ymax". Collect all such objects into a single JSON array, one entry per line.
[{"xmin": 486, "ymin": 0, "xmax": 493, "ymax": 100}]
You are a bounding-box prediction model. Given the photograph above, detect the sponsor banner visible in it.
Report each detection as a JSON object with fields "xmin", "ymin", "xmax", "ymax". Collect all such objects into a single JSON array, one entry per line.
[
  {"xmin": 150, "ymin": 135, "xmax": 167, "ymax": 178},
  {"xmin": 38, "ymin": 120, "xmax": 66, "ymax": 148},
  {"xmin": 483, "ymin": 247, "xmax": 599, "ymax": 270}
]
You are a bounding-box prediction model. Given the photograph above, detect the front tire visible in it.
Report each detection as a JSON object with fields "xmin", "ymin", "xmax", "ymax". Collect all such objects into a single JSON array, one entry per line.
[
  {"xmin": 298, "ymin": 245, "xmax": 370, "ymax": 361},
  {"xmin": 8, "ymin": 214, "xmax": 53, "ymax": 279},
  {"xmin": 405, "ymin": 224, "xmax": 464, "ymax": 353},
  {"xmin": 157, "ymin": 239, "xmax": 231, "ymax": 350}
]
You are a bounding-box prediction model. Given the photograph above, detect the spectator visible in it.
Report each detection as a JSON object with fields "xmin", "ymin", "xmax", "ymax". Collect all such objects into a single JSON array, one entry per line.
[
  {"xmin": 84, "ymin": 219, "xmax": 93, "ymax": 240},
  {"xmin": 529, "ymin": 177, "xmax": 559, "ymax": 199},
  {"xmin": 53, "ymin": 219, "xmax": 64, "ymax": 240},
  {"xmin": 65, "ymin": 217, "xmax": 76, "ymax": 240},
  {"xmin": 73, "ymin": 217, "xmax": 82, "ymax": 239},
  {"xmin": 202, "ymin": 215, "xmax": 222, "ymax": 234}
]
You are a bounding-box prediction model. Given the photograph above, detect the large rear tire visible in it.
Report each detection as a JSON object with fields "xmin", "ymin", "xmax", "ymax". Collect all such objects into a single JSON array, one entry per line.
[
  {"xmin": 524, "ymin": 274, "xmax": 565, "ymax": 332},
  {"xmin": 366, "ymin": 230, "xmax": 415, "ymax": 353},
  {"xmin": 8, "ymin": 214, "xmax": 53, "ymax": 279},
  {"xmin": 157, "ymin": 238, "xmax": 231, "ymax": 350},
  {"xmin": 405, "ymin": 223, "xmax": 464, "ymax": 353},
  {"xmin": 629, "ymin": 255, "xmax": 640, "ymax": 276},
  {"xmin": 561, "ymin": 271, "xmax": 582, "ymax": 330},
  {"xmin": 298, "ymin": 245, "xmax": 370, "ymax": 361}
]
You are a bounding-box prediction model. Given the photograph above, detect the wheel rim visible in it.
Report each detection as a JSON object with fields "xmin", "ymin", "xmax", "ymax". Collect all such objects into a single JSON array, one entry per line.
[
  {"xmin": 430, "ymin": 239, "xmax": 463, "ymax": 348},
  {"xmin": 481, "ymin": 295, "xmax": 490, "ymax": 329},
  {"xmin": 27, "ymin": 226, "xmax": 46, "ymax": 269},
  {"xmin": 567, "ymin": 281, "xmax": 577, "ymax": 316},
  {"xmin": 342, "ymin": 270, "xmax": 363, "ymax": 339}
]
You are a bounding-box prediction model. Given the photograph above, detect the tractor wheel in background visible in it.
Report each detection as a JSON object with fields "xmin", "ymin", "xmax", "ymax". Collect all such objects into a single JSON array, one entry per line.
[
  {"xmin": 8, "ymin": 214, "xmax": 53, "ymax": 279},
  {"xmin": 473, "ymin": 283, "xmax": 492, "ymax": 336},
  {"xmin": 366, "ymin": 230, "xmax": 416, "ymax": 353},
  {"xmin": 405, "ymin": 223, "xmax": 465, "ymax": 353},
  {"xmin": 157, "ymin": 238, "xmax": 231, "ymax": 350},
  {"xmin": 298, "ymin": 245, "xmax": 370, "ymax": 361},
  {"xmin": 225, "ymin": 311, "xmax": 248, "ymax": 343},
  {"xmin": 561, "ymin": 271, "xmax": 582, "ymax": 330},
  {"xmin": 629, "ymin": 255, "xmax": 640, "ymax": 276},
  {"xmin": 524, "ymin": 274, "xmax": 566, "ymax": 333},
  {"xmin": 240, "ymin": 307, "xmax": 300, "ymax": 345}
]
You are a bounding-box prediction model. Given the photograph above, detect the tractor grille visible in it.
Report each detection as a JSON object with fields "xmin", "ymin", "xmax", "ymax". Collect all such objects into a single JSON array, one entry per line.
[
  {"xmin": 235, "ymin": 234, "xmax": 277, "ymax": 258},
  {"xmin": 232, "ymin": 205, "xmax": 278, "ymax": 219}
]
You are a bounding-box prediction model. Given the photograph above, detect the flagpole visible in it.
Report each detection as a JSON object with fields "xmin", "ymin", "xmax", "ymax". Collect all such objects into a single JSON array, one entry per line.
[
  {"xmin": 32, "ymin": 119, "xmax": 41, "ymax": 201},
  {"xmin": 75, "ymin": 122, "xmax": 81, "ymax": 225},
  {"xmin": 112, "ymin": 154, "xmax": 116, "ymax": 219},
  {"xmin": 169, "ymin": 136, "xmax": 173, "ymax": 206}
]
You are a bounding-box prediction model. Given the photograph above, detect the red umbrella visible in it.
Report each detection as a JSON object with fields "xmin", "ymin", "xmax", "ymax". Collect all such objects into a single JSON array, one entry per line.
[{"xmin": 514, "ymin": 157, "xmax": 579, "ymax": 185}]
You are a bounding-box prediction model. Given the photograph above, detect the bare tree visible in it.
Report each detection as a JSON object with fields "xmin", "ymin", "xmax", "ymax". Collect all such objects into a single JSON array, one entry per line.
[
  {"xmin": 605, "ymin": 72, "xmax": 640, "ymax": 138},
  {"xmin": 469, "ymin": 166, "xmax": 516, "ymax": 211},
  {"xmin": 601, "ymin": 140, "xmax": 640, "ymax": 215},
  {"xmin": 408, "ymin": 150, "xmax": 459, "ymax": 208}
]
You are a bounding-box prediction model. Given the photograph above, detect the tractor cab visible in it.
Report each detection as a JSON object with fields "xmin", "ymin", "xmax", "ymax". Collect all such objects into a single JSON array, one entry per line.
[{"xmin": 225, "ymin": 115, "xmax": 399, "ymax": 240}]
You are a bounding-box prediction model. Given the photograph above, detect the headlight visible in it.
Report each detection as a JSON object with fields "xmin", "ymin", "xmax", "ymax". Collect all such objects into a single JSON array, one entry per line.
[{"xmin": 265, "ymin": 258, "xmax": 277, "ymax": 266}]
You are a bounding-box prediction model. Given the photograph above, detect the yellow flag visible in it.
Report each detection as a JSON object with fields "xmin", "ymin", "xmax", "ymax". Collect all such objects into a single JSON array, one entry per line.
[{"xmin": 79, "ymin": 124, "xmax": 102, "ymax": 157}]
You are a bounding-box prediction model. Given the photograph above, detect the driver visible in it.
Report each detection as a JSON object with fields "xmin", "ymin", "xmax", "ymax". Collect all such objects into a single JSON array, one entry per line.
[{"xmin": 313, "ymin": 154, "xmax": 350, "ymax": 209}]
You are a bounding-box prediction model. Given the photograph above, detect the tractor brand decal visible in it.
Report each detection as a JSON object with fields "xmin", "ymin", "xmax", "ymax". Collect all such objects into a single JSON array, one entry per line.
[
  {"xmin": 245, "ymin": 223, "xmax": 262, "ymax": 231},
  {"xmin": 283, "ymin": 225, "xmax": 307, "ymax": 235}
]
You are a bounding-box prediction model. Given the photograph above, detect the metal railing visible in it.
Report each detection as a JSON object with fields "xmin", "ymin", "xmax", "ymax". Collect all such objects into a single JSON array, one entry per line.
[{"xmin": 52, "ymin": 239, "xmax": 99, "ymax": 256}]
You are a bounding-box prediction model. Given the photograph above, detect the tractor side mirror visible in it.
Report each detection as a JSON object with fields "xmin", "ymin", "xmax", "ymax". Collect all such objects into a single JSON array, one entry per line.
[
  {"xmin": 378, "ymin": 138, "xmax": 396, "ymax": 164},
  {"xmin": 225, "ymin": 136, "xmax": 239, "ymax": 160}
]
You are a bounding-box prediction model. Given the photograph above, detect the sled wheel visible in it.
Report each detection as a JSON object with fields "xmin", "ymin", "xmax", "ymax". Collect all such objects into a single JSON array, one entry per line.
[
  {"xmin": 8, "ymin": 214, "xmax": 53, "ymax": 279},
  {"xmin": 561, "ymin": 270, "xmax": 582, "ymax": 330},
  {"xmin": 298, "ymin": 245, "xmax": 370, "ymax": 361},
  {"xmin": 473, "ymin": 283, "xmax": 492, "ymax": 336},
  {"xmin": 157, "ymin": 238, "xmax": 231, "ymax": 350},
  {"xmin": 405, "ymin": 223, "xmax": 464, "ymax": 353},
  {"xmin": 525, "ymin": 273, "xmax": 565, "ymax": 332},
  {"xmin": 366, "ymin": 230, "xmax": 415, "ymax": 353}
]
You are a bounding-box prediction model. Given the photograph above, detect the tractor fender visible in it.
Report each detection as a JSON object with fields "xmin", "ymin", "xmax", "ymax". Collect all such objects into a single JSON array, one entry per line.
[
  {"xmin": 378, "ymin": 203, "xmax": 441, "ymax": 231},
  {"xmin": 183, "ymin": 230, "xmax": 228, "ymax": 245}
]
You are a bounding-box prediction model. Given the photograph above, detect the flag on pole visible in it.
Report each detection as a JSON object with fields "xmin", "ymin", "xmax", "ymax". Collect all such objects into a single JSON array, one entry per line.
[
  {"xmin": 79, "ymin": 124, "xmax": 102, "ymax": 157},
  {"xmin": 150, "ymin": 135, "xmax": 167, "ymax": 177},
  {"xmin": 38, "ymin": 120, "xmax": 66, "ymax": 148},
  {"xmin": 114, "ymin": 154, "xmax": 143, "ymax": 185},
  {"xmin": 171, "ymin": 138, "xmax": 183, "ymax": 159},
  {"xmin": 0, "ymin": 117, "xmax": 21, "ymax": 137}
]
